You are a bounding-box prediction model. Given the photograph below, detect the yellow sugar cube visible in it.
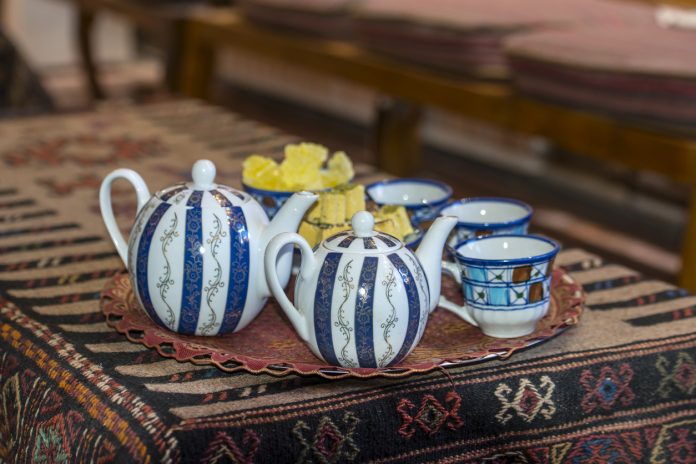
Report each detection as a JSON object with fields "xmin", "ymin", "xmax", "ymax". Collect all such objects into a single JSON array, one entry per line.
[
  {"xmin": 319, "ymin": 191, "xmax": 346, "ymax": 225},
  {"xmin": 375, "ymin": 218, "xmax": 396, "ymax": 237},
  {"xmin": 305, "ymin": 202, "xmax": 321, "ymax": 222},
  {"xmin": 343, "ymin": 184, "xmax": 366, "ymax": 222},
  {"xmin": 299, "ymin": 221, "xmax": 323, "ymax": 248},
  {"xmin": 375, "ymin": 205, "xmax": 414, "ymax": 240},
  {"xmin": 242, "ymin": 154, "xmax": 282, "ymax": 189},
  {"xmin": 327, "ymin": 151, "xmax": 354, "ymax": 186},
  {"xmin": 280, "ymin": 143, "xmax": 327, "ymax": 189}
]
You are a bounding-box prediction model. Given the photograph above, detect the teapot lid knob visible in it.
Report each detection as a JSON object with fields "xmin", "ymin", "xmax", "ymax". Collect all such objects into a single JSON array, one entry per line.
[
  {"xmin": 351, "ymin": 211, "xmax": 375, "ymax": 238},
  {"xmin": 192, "ymin": 159, "xmax": 216, "ymax": 190}
]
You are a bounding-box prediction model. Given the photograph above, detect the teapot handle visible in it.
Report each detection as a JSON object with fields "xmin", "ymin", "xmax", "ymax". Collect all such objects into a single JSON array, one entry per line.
[
  {"xmin": 99, "ymin": 169, "xmax": 151, "ymax": 266},
  {"xmin": 438, "ymin": 260, "xmax": 479, "ymax": 327},
  {"xmin": 264, "ymin": 232, "xmax": 316, "ymax": 342}
]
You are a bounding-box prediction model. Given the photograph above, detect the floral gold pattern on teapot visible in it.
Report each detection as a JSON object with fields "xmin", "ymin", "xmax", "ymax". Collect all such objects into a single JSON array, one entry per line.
[
  {"xmin": 100, "ymin": 159, "xmax": 317, "ymax": 336},
  {"xmin": 265, "ymin": 211, "xmax": 457, "ymax": 368}
]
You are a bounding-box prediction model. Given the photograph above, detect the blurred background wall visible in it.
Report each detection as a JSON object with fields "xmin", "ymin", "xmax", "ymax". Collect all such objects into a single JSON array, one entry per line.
[{"xmin": 5, "ymin": 0, "xmax": 133, "ymax": 67}]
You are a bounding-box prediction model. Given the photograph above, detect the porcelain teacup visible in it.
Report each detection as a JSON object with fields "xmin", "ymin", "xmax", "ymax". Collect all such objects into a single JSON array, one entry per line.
[
  {"xmin": 366, "ymin": 178, "xmax": 452, "ymax": 226},
  {"xmin": 439, "ymin": 234, "xmax": 560, "ymax": 338},
  {"xmin": 440, "ymin": 197, "xmax": 532, "ymax": 247}
]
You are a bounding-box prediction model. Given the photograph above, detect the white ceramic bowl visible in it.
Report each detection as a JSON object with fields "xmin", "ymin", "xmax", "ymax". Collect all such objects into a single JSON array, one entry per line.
[
  {"xmin": 440, "ymin": 197, "xmax": 532, "ymax": 246},
  {"xmin": 366, "ymin": 178, "xmax": 452, "ymax": 225}
]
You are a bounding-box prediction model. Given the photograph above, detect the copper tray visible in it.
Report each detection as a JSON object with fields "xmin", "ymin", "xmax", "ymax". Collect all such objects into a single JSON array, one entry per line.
[{"xmin": 101, "ymin": 268, "xmax": 585, "ymax": 379}]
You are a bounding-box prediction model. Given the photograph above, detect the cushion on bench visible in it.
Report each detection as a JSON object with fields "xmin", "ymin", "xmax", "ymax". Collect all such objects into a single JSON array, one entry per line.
[
  {"xmin": 237, "ymin": 0, "xmax": 359, "ymax": 39},
  {"xmin": 353, "ymin": 0, "xmax": 654, "ymax": 79},
  {"xmin": 505, "ymin": 24, "xmax": 696, "ymax": 130}
]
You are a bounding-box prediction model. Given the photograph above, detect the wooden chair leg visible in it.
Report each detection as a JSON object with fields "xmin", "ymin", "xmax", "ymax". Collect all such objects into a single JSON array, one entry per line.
[
  {"xmin": 77, "ymin": 8, "xmax": 105, "ymax": 101},
  {"xmin": 177, "ymin": 23, "xmax": 214, "ymax": 100},
  {"xmin": 163, "ymin": 21, "xmax": 185, "ymax": 94},
  {"xmin": 679, "ymin": 187, "xmax": 696, "ymax": 291},
  {"xmin": 374, "ymin": 97, "xmax": 423, "ymax": 176}
]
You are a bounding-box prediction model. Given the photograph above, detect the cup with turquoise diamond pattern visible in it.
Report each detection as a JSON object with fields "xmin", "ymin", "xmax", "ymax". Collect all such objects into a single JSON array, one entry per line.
[{"xmin": 439, "ymin": 234, "xmax": 560, "ymax": 338}]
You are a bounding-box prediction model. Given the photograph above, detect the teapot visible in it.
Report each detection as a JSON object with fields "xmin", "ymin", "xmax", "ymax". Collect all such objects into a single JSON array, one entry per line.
[
  {"xmin": 100, "ymin": 159, "xmax": 317, "ymax": 336},
  {"xmin": 265, "ymin": 211, "xmax": 457, "ymax": 368}
]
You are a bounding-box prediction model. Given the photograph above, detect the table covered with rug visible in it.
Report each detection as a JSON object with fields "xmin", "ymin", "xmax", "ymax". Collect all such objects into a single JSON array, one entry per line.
[{"xmin": 0, "ymin": 100, "xmax": 695, "ymax": 463}]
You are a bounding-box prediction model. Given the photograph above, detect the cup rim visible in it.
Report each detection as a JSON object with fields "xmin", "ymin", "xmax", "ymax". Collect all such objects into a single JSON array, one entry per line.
[
  {"xmin": 440, "ymin": 197, "xmax": 533, "ymax": 229},
  {"xmin": 466, "ymin": 299, "xmax": 551, "ymax": 311},
  {"xmin": 453, "ymin": 234, "xmax": 560, "ymax": 266},
  {"xmin": 366, "ymin": 178, "xmax": 453, "ymax": 208}
]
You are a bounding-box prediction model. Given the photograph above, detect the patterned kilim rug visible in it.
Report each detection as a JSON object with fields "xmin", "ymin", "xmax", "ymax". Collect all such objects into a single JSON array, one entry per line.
[{"xmin": 0, "ymin": 100, "xmax": 695, "ymax": 463}]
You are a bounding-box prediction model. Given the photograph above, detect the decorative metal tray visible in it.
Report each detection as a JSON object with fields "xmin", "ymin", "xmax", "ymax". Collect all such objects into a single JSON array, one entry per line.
[{"xmin": 101, "ymin": 268, "xmax": 585, "ymax": 379}]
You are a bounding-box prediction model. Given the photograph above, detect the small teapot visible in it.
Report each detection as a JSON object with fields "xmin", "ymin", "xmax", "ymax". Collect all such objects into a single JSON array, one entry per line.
[
  {"xmin": 265, "ymin": 211, "xmax": 457, "ymax": 368},
  {"xmin": 100, "ymin": 159, "xmax": 317, "ymax": 336}
]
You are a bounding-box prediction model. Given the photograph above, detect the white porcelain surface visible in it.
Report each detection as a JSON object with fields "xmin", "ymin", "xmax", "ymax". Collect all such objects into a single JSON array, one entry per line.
[
  {"xmin": 442, "ymin": 200, "xmax": 529, "ymax": 225},
  {"xmin": 100, "ymin": 159, "xmax": 317, "ymax": 336},
  {"xmin": 467, "ymin": 302, "xmax": 549, "ymax": 338},
  {"xmin": 441, "ymin": 198, "xmax": 532, "ymax": 247},
  {"xmin": 367, "ymin": 181, "xmax": 449, "ymax": 205},
  {"xmin": 265, "ymin": 211, "xmax": 457, "ymax": 368}
]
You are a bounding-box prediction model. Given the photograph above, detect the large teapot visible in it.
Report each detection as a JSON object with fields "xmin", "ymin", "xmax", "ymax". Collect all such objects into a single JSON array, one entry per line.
[
  {"xmin": 265, "ymin": 211, "xmax": 457, "ymax": 368},
  {"xmin": 100, "ymin": 159, "xmax": 317, "ymax": 336}
]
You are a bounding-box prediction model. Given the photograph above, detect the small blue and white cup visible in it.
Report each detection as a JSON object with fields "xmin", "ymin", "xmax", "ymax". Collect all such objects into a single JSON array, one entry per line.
[
  {"xmin": 440, "ymin": 197, "xmax": 532, "ymax": 248},
  {"xmin": 366, "ymin": 178, "xmax": 452, "ymax": 226},
  {"xmin": 439, "ymin": 234, "xmax": 560, "ymax": 338}
]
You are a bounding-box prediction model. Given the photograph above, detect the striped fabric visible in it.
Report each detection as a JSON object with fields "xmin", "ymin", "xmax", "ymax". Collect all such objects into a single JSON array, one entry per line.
[
  {"xmin": 506, "ymin": 23, "xmax": 696, "ymax": 130},
  {"xmin": 353, "ymin": 0, "xmax": 654, "ymax": 78},
  {"xmin": 237, "ymin": 0, "xmax": 359, "ymax": 39},
  {"xmin": 0, "ymin": 101, "xmax": 695, "ymax": 462}
]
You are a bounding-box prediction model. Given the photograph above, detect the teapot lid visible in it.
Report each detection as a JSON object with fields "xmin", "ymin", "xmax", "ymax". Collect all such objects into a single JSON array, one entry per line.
[
  {"xmin": 155, "ymin": 159, "xmax": 250, "ymax": 206},
  {"xmin": 323, "ymin": 211, "xmax": 402, "ymax": 253}
]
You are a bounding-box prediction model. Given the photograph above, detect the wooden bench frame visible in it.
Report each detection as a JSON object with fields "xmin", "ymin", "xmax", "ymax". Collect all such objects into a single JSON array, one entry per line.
[{"xmin": 178, "ymin": 10, "xmax": 696, "ymax": 288}]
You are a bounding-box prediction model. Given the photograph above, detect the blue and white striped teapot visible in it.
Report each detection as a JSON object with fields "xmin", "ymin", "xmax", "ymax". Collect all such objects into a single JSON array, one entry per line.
[
  {"xmin": 265, "ymin": 211, "xmax": 457, "ymax": 368},
  {"xmin": 100, "ymin": 160, "xmax": 317, "ymax": 336}
]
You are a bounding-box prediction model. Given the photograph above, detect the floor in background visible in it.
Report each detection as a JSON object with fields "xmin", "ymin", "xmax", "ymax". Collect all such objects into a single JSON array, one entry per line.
[
  {"xmin": 38, "ymin": 61, "xmax": 684, "ymax": 283},
  {"xmin": 40, "ymin": 59, "xmax": 163, "ymax": 111}
]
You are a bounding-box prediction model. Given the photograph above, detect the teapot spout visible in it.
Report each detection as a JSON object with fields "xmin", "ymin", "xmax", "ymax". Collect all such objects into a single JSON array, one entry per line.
[
  {"xmin": 415, "ymin": 216, "xmax": 457, "ymax": 312},
  {"xmin": 260, "ymin": 191, "xmax": 318, "ymax": 293},
  {"xmin": 264, "ymin": 191, "xmax": 318, "ymax": 243}
]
